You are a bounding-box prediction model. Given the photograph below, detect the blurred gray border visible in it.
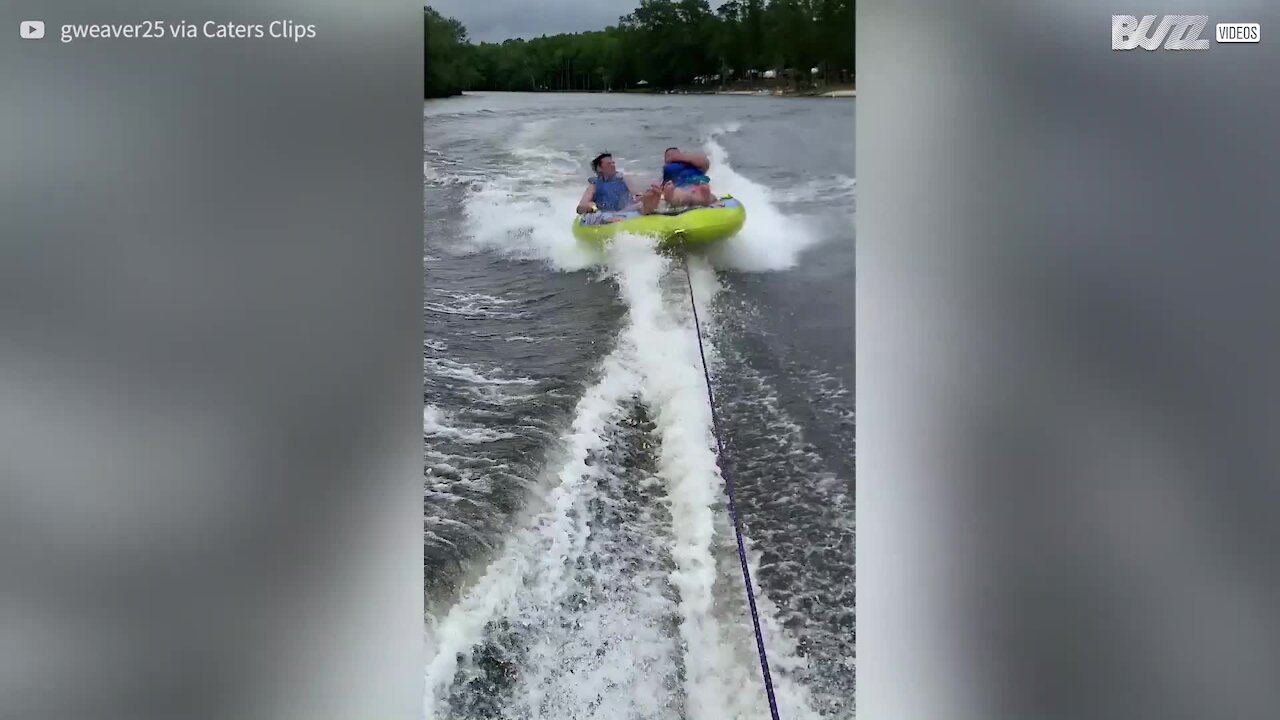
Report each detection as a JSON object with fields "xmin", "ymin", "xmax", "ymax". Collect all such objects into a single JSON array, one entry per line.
[
  {"xmin": 859, "ymin": 1, "xmax": 1280, "ymax": 718},
  {"xmin": 1, "ymin": 2, "xmax": 424, "ymax": 719}
]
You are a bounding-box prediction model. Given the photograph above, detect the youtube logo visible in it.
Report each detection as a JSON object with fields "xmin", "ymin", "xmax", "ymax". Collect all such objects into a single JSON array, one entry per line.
[{"xmin": 20, "ymin": 20, "xmax": 45, "ymax": 39}]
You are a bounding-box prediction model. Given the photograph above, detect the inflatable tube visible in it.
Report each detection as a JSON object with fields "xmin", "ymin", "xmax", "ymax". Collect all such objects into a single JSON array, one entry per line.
[{"xmin": 573, "ymin": 196, "xmax": 745, "ymax": 248}]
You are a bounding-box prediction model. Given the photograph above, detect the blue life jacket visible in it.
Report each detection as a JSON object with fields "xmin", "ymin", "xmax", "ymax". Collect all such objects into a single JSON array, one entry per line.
[
  {"xmin": 662, "ymin": 161, "xmax": 710, "ymax": 187},
  {"xmin": 590, "ymin": 174, "xmax": 631, "ymax": 211}
]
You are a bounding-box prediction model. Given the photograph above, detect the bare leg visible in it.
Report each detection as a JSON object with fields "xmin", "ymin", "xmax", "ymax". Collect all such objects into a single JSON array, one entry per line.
[
  {"xmin": 665, "ymin": 181, "xmax": 686, "ymax": 204},
  {"xmin": 663, "ymin": 181, "xmax": 716, "ymax": 207},
  {"xmin": 662, "ymin": 181, "xmax": 696, "ymax": 205},
  {"xmin": 639, "ymin": 187, "xmax": 662, "ymax": 214}
]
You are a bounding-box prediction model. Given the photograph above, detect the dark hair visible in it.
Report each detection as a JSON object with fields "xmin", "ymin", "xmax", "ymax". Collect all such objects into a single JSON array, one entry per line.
[
  {"xmin": 591, "ymin": 152, "xmax": 612, "ymax": 172},
  {"xmin": 665, "ymin": 146, "xmax": 679, "ymax": 156}
]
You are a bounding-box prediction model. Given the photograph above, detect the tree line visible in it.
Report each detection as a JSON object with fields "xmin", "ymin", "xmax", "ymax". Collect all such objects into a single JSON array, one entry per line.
[{"xmin": 425, "ymin": 0, "xmax": 854, "ymax": 98}]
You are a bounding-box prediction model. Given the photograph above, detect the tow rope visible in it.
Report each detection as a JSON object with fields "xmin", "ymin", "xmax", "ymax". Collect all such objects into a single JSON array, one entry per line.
[{"xmin": 680, "ymin": 254, "xmax": 782, "ymax": 720}]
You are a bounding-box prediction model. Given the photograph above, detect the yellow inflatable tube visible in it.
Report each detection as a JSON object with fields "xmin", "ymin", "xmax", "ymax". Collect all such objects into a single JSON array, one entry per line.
[{"xmin": 572, "ymin": 196, "xmax": 746, "ymax": 248}]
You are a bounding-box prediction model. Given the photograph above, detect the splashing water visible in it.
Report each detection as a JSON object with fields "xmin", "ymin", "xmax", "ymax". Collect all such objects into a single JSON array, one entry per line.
[
  {"xmin": 425, "ymin": 334, "xmax": 649, "ymax": 714},
  {"xmin": 698, "ymin": 125, "xmax": 825, "ymax": 273},
  {"xmin": 425, "ymin": 405, "xmax": 517, "ymax": 445},
  {"xmin": 606, "ymin": 234, "xmax": 822, "ymax": 720},
  {"xmin": 452, "ymin": 120, "xmax": 829, "ymax": 273},
  {"xmin": 425, "ymin": 232, "xmax": 822, "ymax": 719},
  {"xmin": 426, "ymin": 116, "xmax": 843, "ymax": 719},
  {"xmin": 461, "ymin": 172, "xmax": 603, "ymax": 270}
]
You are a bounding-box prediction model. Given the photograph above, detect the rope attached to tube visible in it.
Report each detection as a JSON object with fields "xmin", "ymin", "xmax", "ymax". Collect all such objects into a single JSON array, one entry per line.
[{"xmin": 680, "ymin": 253, "xmax": 781, "ymax": 720}]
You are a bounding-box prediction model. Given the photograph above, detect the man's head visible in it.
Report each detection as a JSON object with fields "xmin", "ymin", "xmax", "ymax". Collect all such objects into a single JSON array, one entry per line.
[
  {"xmin": 591, "ymin": 152, "xmax": 616, "ymax": 178},
  {"xmin": 664, "ymin": 147, "xmax": 680, "ymax": 162}
]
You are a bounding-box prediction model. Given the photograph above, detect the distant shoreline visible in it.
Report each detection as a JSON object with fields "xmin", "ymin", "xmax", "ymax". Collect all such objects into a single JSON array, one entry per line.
[
  {"xmin": 434, "ymin": 86, "xmax": 856, "ymax": 100},
  {"xmin": 610, "ymin": 82, "xmax": 855, "ymax": 98},
  {"xmin": 714, "ymin": 88, "xmax": 855, "ymax": 98}
]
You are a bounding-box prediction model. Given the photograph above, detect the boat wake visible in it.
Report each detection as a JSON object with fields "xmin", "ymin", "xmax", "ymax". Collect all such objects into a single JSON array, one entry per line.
[
  {"xmin": 425, "ymin": 233, "xmax": 822, "ymax": 719},
  {"xmin": 425, "ymin": 117, "xmax": 851, "ymax": 719},
  {"xmin": 442, "ymin": 121, "xmax": 829, "ymax": 273}
]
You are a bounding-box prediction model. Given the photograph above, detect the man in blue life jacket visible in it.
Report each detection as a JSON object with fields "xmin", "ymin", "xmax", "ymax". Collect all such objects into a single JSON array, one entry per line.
[
  {"xmin": 576, "ymin": 152, "xmax": 661, "ymax": 219},
  {"xmin": 660, "ymin": 146, "xmax": 717, "ymax": 207}
]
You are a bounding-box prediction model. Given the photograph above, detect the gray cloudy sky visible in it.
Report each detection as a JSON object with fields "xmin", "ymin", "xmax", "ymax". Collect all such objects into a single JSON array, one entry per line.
[{"xmin": 429, "ymin": 0, "xmax": 642, "ymax": 43}]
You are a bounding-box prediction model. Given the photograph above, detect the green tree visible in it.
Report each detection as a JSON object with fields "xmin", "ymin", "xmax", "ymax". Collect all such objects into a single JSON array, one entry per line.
[
  {"xmin": 425, "ymin": 6, "xmax": 478, "ymax": 97},
  {"xmin": 423, "ymin": 1, "xmax": 854, "ymax": 98}
]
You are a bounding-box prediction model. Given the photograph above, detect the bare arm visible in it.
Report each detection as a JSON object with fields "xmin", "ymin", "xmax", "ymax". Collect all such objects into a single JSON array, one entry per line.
[
  {"xmin": 576, "ymin": 183, "xmax": 596, "ymax": 214},
  {"xmin": 674, "ymin": 150, "xmax": 710, "ymax": 172}
]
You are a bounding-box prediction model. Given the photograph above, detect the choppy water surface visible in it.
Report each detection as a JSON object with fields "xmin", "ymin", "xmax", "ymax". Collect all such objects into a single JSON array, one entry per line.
[{"xmin": 425, "ymin": 92, "xmax": 855, "ymax": 720}]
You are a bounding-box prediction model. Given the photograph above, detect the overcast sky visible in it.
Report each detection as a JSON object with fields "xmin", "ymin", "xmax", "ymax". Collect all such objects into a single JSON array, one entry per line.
[{"xmin": 429, "ymin": 0, "xmax": 642, "ymax": 43}]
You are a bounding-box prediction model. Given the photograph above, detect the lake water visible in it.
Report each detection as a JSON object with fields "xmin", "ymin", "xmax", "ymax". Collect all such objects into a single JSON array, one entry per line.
[{"xmin": 424, "ymin": 91, "xmax": 855, "ymax": 719}]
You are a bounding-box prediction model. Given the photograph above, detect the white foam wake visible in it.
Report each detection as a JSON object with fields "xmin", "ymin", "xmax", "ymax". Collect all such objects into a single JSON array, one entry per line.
[
  {"xmin": 429, "ymin": 118, "xmax": 833, "ymax": 718},
  {"xmin": 426, "ymin": 290, "xmax": 528, "ymax": 319},
  {"xmin": 423, "ymin": 405, "xmax": 514, "ymax": 445},
  {"xmin": 608, "ymin": 235, "xmax": 732, "ymax": 718},
  {"xmin": 456, "ymin": 119, "xmax": 832, "ymax": 275},
  {"xmin": 423, "ymin": 343, "xmax": 644, "ymax": 717},
  {"xmin": 606, "ymin": 234, "xmax": 821, "ymax": 720},
  {"xmin": 459, "ymin": 120, "xmax": 603, "ymax": 271},
  {"xmin": 427, "ymin": 358, "xmax": 537, "ymax": 386},
  {"xmin": 700, "ymin": 126, "xmax": 824, "ymax": 273}
]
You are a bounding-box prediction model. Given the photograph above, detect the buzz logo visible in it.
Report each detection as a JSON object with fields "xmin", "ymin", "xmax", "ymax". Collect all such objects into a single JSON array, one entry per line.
[{"xmin": 1112, "ymin": 15, "xmax": 1210, "ymax": 50}]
